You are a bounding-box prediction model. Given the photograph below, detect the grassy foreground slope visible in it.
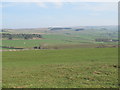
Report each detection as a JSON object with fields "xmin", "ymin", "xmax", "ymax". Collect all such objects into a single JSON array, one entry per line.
[{"xmin": 3, "ymin": 48, "xmax": 118, "ymax": 88}]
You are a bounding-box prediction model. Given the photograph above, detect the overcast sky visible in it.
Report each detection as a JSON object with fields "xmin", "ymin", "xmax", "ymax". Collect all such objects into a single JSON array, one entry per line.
[{"xmin": 1, "ymin": 2, "xmax": 118, "ymax": 29}]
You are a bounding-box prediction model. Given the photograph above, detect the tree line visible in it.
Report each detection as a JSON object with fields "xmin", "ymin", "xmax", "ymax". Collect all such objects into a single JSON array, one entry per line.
[{"xmin": 2, "ymin": 33, "xmax": 42, "ymax": 40}]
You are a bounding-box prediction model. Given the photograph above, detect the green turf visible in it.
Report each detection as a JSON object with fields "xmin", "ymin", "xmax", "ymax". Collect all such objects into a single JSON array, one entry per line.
[
  {"xmin": 2, "ymin": 33, "xmax": 117, "ymax": 48},
  {"xmin": 2, "ymin": 27, "xmax": 118, "ymax": 48},
  {"xmin": 3, "ymin": 48, "xmax": 118, "ymax": 88}
]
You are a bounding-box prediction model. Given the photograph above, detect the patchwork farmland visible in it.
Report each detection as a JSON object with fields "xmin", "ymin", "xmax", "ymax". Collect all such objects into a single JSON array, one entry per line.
[{"xmin": 1, "ymin": 26, "xmax": 119, "ymax": 88}]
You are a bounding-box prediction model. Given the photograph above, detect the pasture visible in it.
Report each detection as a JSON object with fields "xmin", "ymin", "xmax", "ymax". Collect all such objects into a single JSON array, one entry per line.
[
  {"xmin": 2, "ymin": 34, "xmax": 95, "ymax": 48},
  {"xmin": 2, "ymin": 27, "xmax": 118, "ymax": 48},
  {"xmin": 2, "ymin": 33, "xmax": 118, "ymax": 49},
  {"xmin": 2, "ymin": 48, "xmax": 118, "ymax": 88}
]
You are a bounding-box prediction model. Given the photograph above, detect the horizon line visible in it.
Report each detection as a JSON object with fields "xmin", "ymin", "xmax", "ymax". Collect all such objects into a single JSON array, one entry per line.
[{"xmin": 1, "ymin": 25, "xmax": 118, "ymax": 29}]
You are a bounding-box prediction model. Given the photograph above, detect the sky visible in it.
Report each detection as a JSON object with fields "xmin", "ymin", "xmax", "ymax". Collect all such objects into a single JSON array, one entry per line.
[{"xmin": 0, "ymin": 2, "xmax": 118, "ymax": 29}]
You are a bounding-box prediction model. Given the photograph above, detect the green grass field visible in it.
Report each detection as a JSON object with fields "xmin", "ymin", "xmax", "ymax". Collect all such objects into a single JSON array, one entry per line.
[
  {"xmin": 2, "ymin": 34, "xmax": 95, "ymax": 48},
  {"xmin": 3, "ymin": 48, "xmax": 118, "ymax": 88},
  {"xmin": 2, "ymin": 33, "xmax": 118, "ymax": 48},
  {"xmin": 2, "ymin": 27, "xmax": 118, "ymax": 48}
]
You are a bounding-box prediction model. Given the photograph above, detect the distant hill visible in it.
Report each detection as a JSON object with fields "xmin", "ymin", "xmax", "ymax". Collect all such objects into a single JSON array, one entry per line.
[{"xmin": 50, "ymin": 27, "xmax": 72, "ymax": 30}]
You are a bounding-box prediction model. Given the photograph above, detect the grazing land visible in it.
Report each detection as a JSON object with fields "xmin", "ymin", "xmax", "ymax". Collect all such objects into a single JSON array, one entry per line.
[
  {"xmin": 2, "ymin": 26, "xmax": 118, "ymax": 88},
  {"xmin": 1, "ymin": 26, "xmax": 118, "ymax": 49},
  {"xmin": 3, "ymin": 48, "xmax": 118, "ymax": 88}
]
